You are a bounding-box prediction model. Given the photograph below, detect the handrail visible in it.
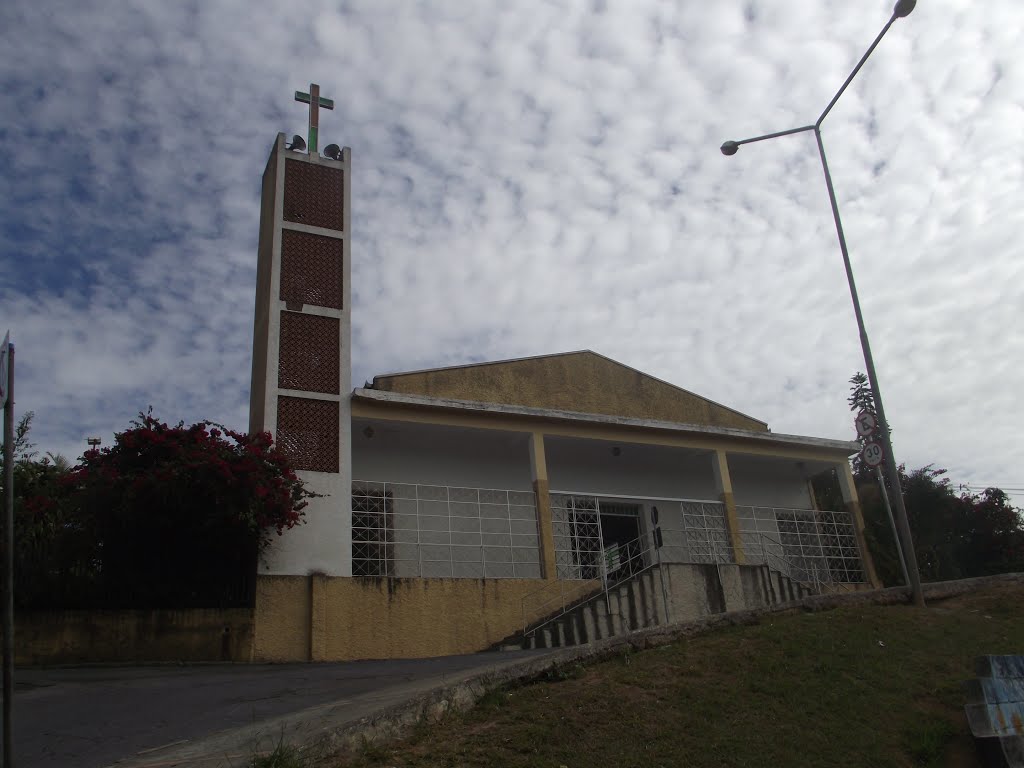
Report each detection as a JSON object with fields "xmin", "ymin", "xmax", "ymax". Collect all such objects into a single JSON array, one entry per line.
[
  {"xmin": 745, "ymin": 529, "xmax": 862, "ymax": 596},
  {"xmin": 520, "ymin": 523, "xmax": 867, "ymax": 636},
  {"xmin": 520, "ymin": 525, "xmax": 734, "ymax": 636}
]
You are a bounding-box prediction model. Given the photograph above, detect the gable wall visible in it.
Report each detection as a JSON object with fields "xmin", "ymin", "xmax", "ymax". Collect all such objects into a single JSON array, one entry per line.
[{"xmin": 374, "ymin": 354, "xmax": 766, "ymax": 432}]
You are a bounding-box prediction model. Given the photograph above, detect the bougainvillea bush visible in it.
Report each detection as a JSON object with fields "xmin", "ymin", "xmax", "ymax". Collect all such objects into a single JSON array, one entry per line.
[{"xmin": 22, "ymin": 411, "xmax": 314, "ymax": 609}]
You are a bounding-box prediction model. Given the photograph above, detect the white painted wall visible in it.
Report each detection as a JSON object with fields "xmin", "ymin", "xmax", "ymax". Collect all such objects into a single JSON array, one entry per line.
[
  {"xmin": 351, "ymin": 421, "xmax": 540, "ymax": 579},
  {"xmin": 545, "ymin": 437, "xmax": 719, "ymax": 499},
  {"xmin": 728, "ymin": 454, "xmax": 812, "ymax": 508},
  {"xmin": 255, "ymin": 140, "xmax": 353, "ymax": 578},
  {"xmin": 352, "ymin": 420, "xmax": 534, "ymax": 491},
  {"xmin": 261, "ymin": 471, "xmax": 348, "ymax": 575}
]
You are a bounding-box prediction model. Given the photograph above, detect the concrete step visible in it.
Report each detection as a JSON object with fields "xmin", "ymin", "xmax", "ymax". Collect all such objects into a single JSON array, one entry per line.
[
  {"xmin": 582, "ymin": 603, "xmax": 597, "ymax": 644},
  {"xmin": 516, "ymin": 566, "xmax": 673, "ymax": 652},
  {"xmin": 570, "ymin": 613, "xmax": 585, "ymax": 645},
  {"xmin": 643, "ymin": 571, "xmax": 656, "ymax": 623},
  {"xmin": 765, "ymin": 567, "xmax": 780, "ymax": 604},
  {"xmin": 541, "ymin": 626, "xmax": 553, "ymax": 648},
  {"xmin": 772, "ymin": 571, "xmax": 788, "ymax": 602}
]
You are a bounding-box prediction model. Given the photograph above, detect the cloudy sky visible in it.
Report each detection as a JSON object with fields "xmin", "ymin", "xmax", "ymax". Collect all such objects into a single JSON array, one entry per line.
[{"xmin": 1, "ymin": 0, "xmax": 1021, "ymax": 499}]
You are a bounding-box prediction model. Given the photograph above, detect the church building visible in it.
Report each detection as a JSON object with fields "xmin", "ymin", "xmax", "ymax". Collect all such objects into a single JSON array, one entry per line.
[{"xmin": 248, "ymin": 93, "xmax": 877, "ymax": 662}]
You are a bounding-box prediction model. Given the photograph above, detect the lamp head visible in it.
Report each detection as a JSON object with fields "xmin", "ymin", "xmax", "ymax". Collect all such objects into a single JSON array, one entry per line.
[
  {"xmin": 893, "ymin": 0, "xmax": 915, "ymax": 17},
  {"xmin": 720, "ymin": 140, "xmax": 739, "ymax": 156}
]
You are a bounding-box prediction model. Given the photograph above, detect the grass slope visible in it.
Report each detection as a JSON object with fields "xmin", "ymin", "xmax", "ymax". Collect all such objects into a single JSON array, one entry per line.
[{"xmin": 340, "ymin": 583, "xmax": 1024, "ymax": 768}]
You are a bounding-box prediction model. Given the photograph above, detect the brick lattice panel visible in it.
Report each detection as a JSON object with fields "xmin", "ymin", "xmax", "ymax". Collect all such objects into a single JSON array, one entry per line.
[
  {"xmin": 278, "ymin": 311, "xmax": 340, "ymax": 394},
  {"xmin": 279, "ymin": 229, "xmax": 343, "ymax": 309},
  {"xmin": 284, "ymin": 159, "xmax": 344, "ymax": 231},
  {"xmin": 276, "ymin": 396, "xmax": 339, "ymax": 472}
]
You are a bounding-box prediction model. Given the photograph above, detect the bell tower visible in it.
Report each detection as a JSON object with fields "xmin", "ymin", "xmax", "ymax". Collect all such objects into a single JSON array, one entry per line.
[{"xmin": 249, "ymin": 84, "xmax": 352, "ymax": 576}]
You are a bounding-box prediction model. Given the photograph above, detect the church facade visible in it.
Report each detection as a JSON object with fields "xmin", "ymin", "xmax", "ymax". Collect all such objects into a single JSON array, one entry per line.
[{"xmin": 248, "ymin": 129, "xmax": 877, "ymax": 662}]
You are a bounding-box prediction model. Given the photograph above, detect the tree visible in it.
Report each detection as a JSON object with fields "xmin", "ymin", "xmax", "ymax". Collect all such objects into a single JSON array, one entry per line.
[
  {"xmin": 847, "ymin": 372, "xmax": 891, "ymax": 480},
  {"xmin": 844, "ymin": 374, "xmax": 1024, "ymax": 585},
  {"xmin": 951, "ymin": 487, "xmax": 1024, "ymax": 577},
  {"xmin": 1, "ymin": 412, "xmax": 99, "ymax": 607},
  {"xmin": 16, "ymin": 410, "xmax": 316, "ymax": 609},
  {"xmin": 0, "ymin": 410, "xmax": 38, "ymax": 470}
]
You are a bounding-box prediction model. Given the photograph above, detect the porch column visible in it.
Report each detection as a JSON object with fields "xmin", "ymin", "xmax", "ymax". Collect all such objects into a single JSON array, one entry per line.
[
  {"xmin": 836, "ymin": 462, "xmax": 881, "ymax": 588},
  {"xmin": 711, "ymin": 450, "xmax": 747, "ymax": 564},
  {"xmin": 530, "ymin": 432, "xmax": 557, "ymax": 580}
]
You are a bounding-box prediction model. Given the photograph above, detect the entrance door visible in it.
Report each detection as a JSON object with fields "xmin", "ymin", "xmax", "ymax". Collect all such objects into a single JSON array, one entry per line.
[{"xmin": 599, "ymin": 502, "xmax": 643, "ymax": 581}]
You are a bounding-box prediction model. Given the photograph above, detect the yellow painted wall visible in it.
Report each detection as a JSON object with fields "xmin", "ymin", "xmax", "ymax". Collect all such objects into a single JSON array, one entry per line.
[
  {"xmin": 254, "ymin": 575, "xmax": 596, "ymax": 661},
  {"xmin": 372, "ymin": 351, "xmax": 767, "ymax": 432},
  {"xmin": 252, "ymin": 575, "xmax": 312, "ymax": 661},
  {"xmin": 13, "ymin": 608, "xmax": 254, "ymax": 665}
]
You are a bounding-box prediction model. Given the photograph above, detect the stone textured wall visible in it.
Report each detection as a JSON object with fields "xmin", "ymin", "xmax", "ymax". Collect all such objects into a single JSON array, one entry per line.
[
  {"xmin": 372, "ymin": 351, "xmax": 767, "ymax": 432},
  {"xmin": 14, "ymin": 608, "xmax": 254, "ymax": 665}
]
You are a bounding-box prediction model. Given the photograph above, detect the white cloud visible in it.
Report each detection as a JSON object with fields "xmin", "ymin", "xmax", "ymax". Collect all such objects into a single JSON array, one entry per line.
[{"xmin": 1, "ymin": 0, "xmax": 1022, "ymax": 500}]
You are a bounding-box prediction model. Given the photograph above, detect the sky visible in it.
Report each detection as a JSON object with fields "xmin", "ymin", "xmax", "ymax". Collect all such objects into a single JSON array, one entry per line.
[{"xmin": 1, "ymin": 0, "xmax": 1021, "ymax": 500}]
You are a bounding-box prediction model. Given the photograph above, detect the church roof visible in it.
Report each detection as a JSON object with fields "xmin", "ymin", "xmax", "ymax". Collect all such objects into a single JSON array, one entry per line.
[{"xmin": 370, "ymin": 350, "xmax": 768, "ymax": 433}]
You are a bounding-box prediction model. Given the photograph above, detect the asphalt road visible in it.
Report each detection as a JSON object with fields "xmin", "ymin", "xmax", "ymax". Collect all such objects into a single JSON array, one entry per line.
[{"xmin": 2, "ymin": 650, "xmax": 550, "ymax": 768}]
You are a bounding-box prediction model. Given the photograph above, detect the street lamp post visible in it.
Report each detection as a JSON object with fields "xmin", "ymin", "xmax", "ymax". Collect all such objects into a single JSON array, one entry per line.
[{"xmin": 720, "ymin": 0, "xmax": 925, "ymax": 607}]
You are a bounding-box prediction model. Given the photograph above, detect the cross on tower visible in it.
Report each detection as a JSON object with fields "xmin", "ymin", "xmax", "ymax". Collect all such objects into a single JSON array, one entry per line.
[{"xmin": 294, "ymin": 83, "xmax": 334, "ymax": 154}]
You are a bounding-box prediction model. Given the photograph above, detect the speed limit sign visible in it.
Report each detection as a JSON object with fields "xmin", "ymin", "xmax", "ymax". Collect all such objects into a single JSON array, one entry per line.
[{"xmin": 862, "ymin": 441, "xmax": 884, "ymax": 468}]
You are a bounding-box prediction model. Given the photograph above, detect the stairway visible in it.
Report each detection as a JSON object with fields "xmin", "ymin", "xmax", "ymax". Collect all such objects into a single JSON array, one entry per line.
[
  {"xmin": 505, "ymin": 562, "xmax": 816, "ymax": 652},
  {"xmin": 759, "ymin": 563, "xmax": 815, "ymax": 605}
]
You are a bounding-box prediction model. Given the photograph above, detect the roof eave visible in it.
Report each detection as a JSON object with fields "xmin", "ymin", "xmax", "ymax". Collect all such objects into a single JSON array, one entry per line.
[{"xmin": 351, "ymin": 388, "xmax": 860, "ymax": 455}]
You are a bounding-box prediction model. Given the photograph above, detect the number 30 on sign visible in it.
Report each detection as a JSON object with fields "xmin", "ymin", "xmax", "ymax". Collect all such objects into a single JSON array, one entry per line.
[{"xmin": 862, "ymin": 441, "xmax": 884, "ymax": 468}]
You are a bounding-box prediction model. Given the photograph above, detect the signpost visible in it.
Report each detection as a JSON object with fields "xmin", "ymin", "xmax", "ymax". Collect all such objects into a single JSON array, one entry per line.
[
  {"xmin": 650, "ymin": 505, "xmax": 670, "ymax": 624},
  {"xmin": 854, "ymin": 410, "xmax": 909, "ymax": 588},
  {"xmin": 1, "ymin": 331, "xmax": 12, "ymax": 768},
  {"xmin": 0, "ymin": 332, "xmax": 8, "ymax": 409}
]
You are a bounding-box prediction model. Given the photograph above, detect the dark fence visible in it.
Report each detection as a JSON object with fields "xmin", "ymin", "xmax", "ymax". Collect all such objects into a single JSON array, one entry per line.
[{"xmin": 13, "ymin": 531, "xmax": 258, "ymax": 610}]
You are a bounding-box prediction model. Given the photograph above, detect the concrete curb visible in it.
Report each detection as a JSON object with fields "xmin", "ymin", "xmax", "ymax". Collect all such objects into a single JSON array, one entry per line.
[{"xmin": 115, "ymin": 571, "xmax": 1024, "ymax": 767}]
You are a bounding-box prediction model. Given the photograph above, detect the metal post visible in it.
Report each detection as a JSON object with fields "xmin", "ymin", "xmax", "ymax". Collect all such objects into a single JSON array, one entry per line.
[
  {"xmin": 654, "ymin": 529, "xmax": 671, "ymax": 625},
  {"xmin": 876, "ymin": 467, "xmax": 910, "ymax": 587},
  {"xmin": 3, "ymin": 344, "xmax": 14, "ymax": 768},
  {"xmin": 813, "ymin": 126, "xmax": 925, "ymax": 607},
  {"xmin": 415, "ymin": 485, "xmax": 422, "ymax": 577}
]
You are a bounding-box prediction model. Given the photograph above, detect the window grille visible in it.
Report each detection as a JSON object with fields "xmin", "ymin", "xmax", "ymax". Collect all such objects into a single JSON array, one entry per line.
[
  {"xmin": 351, "ymin": 481, "xmax": 541, "ymax": 578},
  {"xmin": 352, "ymin": 488, "xmax": 393, "ymax": 576}
]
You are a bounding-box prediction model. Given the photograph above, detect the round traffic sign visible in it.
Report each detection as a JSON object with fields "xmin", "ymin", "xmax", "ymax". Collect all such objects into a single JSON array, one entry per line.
[
  {"xmin": 862, "ymin": 441, "xmax": 884, "ymax": 468},
  {"xmin": 855, "ymin": 410, "xmax": 877, "ymax": 438}
]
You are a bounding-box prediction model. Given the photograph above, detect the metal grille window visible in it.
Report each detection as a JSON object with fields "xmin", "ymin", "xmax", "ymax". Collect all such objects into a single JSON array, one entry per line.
[
  {"xmin": 352, "ymin": 488, "xmax": 392, "ymax": 576},
  {"xmin": 351, "ymin": 482, "xmax": 541, "ymax": 578},
  {"xmin": 736, "ymin": 506, "xmax": 865, "ymax": 584},
  {"xmin": 550, "ymin": 495, "xmax": 603, "ymax": 580},
  {"xmin": 551, "ymin": 494, "xmax": 733, "ymax": 578},
  {"xmin": 677, "ymin": 500, "xmax": 734, "ymax": 564}
]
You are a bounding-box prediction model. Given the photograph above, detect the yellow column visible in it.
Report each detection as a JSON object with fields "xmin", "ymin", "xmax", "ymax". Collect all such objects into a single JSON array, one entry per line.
[
  {"xmin": 712, "ymin": 450, "xmax": 746, "ymax": 564},
  {"xmin": 529, "ymin": 432, "xmax": 557, "ymax": 580},
  {"xmin": 837, "ymin": 462, "xmax": 881, "ymax": 588}
]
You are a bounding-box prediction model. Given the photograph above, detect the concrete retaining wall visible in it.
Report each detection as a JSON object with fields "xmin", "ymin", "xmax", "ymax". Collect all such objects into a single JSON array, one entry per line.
[
  {"xmin": 254, "ymin": 574, "xmax": 582, "ymax": 662},
  {"xmin": 13, "ymin": 608, "xmax": 255, "ymax": 665}
]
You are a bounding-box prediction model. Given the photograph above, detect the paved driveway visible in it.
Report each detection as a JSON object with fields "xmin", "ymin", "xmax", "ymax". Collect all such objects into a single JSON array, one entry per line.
[{"xmin": 3, "ymin": 650, "xmax": 550, "ymax": 768}]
